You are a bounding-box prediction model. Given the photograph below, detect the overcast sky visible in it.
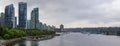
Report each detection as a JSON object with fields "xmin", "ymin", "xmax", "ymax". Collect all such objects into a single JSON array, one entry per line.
[{"xmin": 0, "ymin": 0, "xmax": 120, "ymax": 28}]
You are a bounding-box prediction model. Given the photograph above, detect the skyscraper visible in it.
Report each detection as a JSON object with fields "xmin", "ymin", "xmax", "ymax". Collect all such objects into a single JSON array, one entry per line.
[
  {"xmin": 31, "ymin": 8, "xmax": 39, "ymax": 29},
  {"xmin": 60, "ymin": 24, "xmax": 64, "ymax": 31},
  {"xmin": 5, "ymin": 4, "xmax": 15, "ymax": 28},
  {"xmin": 0, "ymin": 12, "xmax": 5, "ymax": 27},
  {"xmin": 18, "ymin": 2, "xmax": 27, "ymax": 29}
]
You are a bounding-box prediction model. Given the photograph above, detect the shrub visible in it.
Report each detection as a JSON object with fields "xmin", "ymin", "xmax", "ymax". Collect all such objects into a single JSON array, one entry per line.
[
  {"xmin": 0, "ymin": 36, "xmax": 3, "ymax": 40},
  {"xmin": 4, "ymin": 34, "xmax": 10, "ymax": 39}
]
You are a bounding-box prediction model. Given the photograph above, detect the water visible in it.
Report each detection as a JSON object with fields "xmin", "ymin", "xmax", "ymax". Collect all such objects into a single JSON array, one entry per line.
[{"xmin": 13, "ymin": 33, "xmax": 120, "ymax": 46}]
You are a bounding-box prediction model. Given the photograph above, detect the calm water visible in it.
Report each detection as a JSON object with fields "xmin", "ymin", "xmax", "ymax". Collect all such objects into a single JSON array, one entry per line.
[{"xmin": 13, "ymin": 33, "xmax": 120, "ymax": 46}]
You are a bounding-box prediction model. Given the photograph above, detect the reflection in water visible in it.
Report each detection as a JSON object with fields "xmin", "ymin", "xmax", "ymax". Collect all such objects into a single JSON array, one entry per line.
[
  {"xmin": 14, "ymin": 33, "xmax": 120, "ymax": 46},
  {"xmin": 31, "ymin": 41, "xmax": 39, "ymax": 46},
  {"xmin": 18, "ymin": 40, "xmax": 26, "ymax": 46},
  {"xmin": 26, "ymin": 41, "xmax": 31, "ymax": 46},
  {"xmin": 58, "ymin": 34, "xmax": 64, "ymax": 46},
  {"xmin": 14, "ymin": 44, "xmax": 19, "ymax": 46}
]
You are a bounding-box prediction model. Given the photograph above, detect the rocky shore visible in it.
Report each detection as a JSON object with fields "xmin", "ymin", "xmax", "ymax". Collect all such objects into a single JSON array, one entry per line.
[
  {"xmin": 0, "ymin": 38, "xmax": 22, "ymax": 46},
  {"xmin": 0, "ymin": 34, "xmax": 60, "ymax": 46}
]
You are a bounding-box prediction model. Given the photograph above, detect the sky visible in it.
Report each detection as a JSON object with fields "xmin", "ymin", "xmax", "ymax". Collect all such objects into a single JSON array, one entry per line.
[{"xmin": 0, "ymin": 0, "xmax": 120, "ymax": 28}]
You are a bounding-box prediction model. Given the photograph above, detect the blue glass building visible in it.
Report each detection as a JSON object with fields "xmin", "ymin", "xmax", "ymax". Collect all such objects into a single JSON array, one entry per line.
[
  {"xmin": 31, "ymin": 8, "xmax": 39, "ymax": 29},
  {"xmin": 5, "ymin": 4, "xmax": 15, "ymax": 28},
  {"xmin": 18, "ymin": 2, "xmax": 27, "ymax": 29}
]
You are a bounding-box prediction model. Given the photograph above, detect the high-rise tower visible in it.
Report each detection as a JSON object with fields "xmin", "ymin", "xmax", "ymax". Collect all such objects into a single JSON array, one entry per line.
[
  {"xmin": 5, "ymin": 4, "xmax": 15, "ymax": 28},
  {"xmin": 60, "ymin": 24, "xmax": 64, "ymax": 31},
  {"xmin": 0, "ymin": 12, "xmax": 5, "ymax": 27},
  {"xmin": 18, "ymin": 2, "xmax": 27, "ymax": 29},
  {"xmin": 31, "ymin": 8, "xmax": 39, "ymax": 29}
]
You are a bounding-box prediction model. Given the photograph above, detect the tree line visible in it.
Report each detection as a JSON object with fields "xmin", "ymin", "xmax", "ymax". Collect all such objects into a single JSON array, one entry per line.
[{"xmin": 0, "ymin": 27, "xmax": 55, "ymax": 39}]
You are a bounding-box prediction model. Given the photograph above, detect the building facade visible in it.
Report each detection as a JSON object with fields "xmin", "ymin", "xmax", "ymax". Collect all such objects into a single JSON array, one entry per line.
[
  {"xmin": 14, "ymin": 17, "xmax": 17, "ymax": 28},
  {"xmin": 18, "ymin": 2, "xmax": 27, "ymax": 29},
  {"xmin": 42, "ymin": 24, "xmax": 47, "ymax": 30},
  {"xmin": 0, "ymin": 12, "xmax": 5, "ymax": 27},
  {"xmin": 27, "ymin": 20, "xmax": 32, "ymax": 29},
  {"xmin": 60, "ymin": 24, "xmax": 64, "ymax": 31},
  {"xmin": 5, "ymin": 4, "xmax": 15, "ymax": 28},
  {"xmin": 39, "ymin": 22, "xmax": 43, "ymax": 30},
  {"xmin": 31, "ymin": 8, "xmax": 39, "ymax": 29}
]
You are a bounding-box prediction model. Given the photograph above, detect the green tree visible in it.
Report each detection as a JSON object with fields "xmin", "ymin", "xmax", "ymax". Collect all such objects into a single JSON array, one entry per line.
[
  {"xmin": 0, "ymin": 36, "xmax": 3, "ymax": 40},
  {"xmin": 4, "ymin": 34, "xmax": 10, "ymax": 39}
]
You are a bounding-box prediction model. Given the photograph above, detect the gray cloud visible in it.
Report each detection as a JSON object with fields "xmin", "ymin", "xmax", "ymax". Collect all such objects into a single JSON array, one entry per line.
[{"xmin": 0, "ymin": 0, "xmax": 120, "ymax": 28}]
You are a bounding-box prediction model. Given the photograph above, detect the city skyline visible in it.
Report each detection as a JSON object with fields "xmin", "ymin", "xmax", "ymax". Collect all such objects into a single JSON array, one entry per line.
[
  {"xmin": 0, "ymin": 0, "xmax": 120, "ymax": 28},
  {"xmin": 0, "ymin": 2, "xmax": 55, "ymax": 30},
  {"xmin": 0, "ymin": 0, "xmax": 120, "ymax": 46}
]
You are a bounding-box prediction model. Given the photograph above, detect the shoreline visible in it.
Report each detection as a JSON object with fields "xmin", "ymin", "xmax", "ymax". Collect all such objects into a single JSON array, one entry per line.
[
  {"xmin": 0, "ymin": 34, "xmax": 60, "ymax": 46},
  {"xmin": 0, "ymin": 38, "xmax": 22, "ymax": 46}
]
